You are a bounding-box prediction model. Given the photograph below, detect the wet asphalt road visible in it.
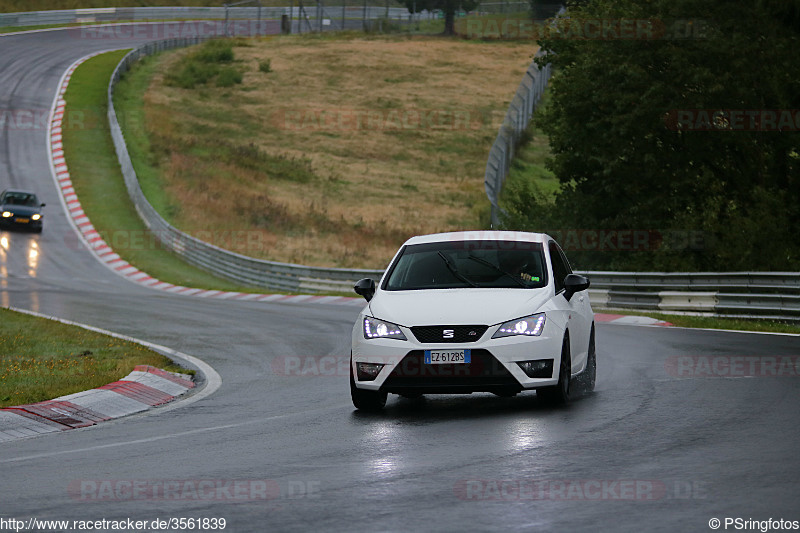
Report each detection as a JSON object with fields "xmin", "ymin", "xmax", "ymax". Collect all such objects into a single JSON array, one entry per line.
[{"xmin": 1, "ymin": 23, "xmax": 799, "ymax": 532}]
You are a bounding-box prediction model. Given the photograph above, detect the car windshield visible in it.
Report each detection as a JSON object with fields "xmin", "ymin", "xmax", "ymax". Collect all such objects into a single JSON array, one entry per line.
[
  {"xmin": 384, "ymin": 240, "xmax": 547, "ymax": 290},
  {"xmin": 2, "ymin": 192, "xmax": 38, "ymax": 207}
]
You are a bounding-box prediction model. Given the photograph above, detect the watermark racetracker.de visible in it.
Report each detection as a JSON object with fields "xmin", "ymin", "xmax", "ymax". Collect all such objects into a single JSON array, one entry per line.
[
  {"xmin": 665, "ymin": 356, "xmax": 800, "ymax": 378},
  {"xmin": 454, "ymin": 479, "xmax": 708, "ymax": 501},
  {"xmin": 455, "ymin": 17, "xmax": 709, "ymax": 40},
  {"xmin": 64, "ymin": 229, "xmax": 269, "ymax": 253},
  {"xmin": 425, "ymin": 229, "xmax": 705, "ymax": 252},
  {"xmin": 665, "ymin": 109, "xmax": 800, "ymax": 132},
  {"xmin": 74, "ymin": 20, "xmax": 272, "ymax": 40},
  {"xmin": 68, "ymin": 479, "xmax": 321, "ymax": 502},
  {"xmin": 272, "ymin": 107, "xmax": 493, "ymax": 132}
]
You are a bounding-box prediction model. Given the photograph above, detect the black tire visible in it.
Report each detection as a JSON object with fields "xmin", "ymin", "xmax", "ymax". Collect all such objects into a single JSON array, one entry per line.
[
  {"xmin": 350, "ymin": 356, "xmax": 387, "ymax": 412},
  {"xmin": 538, "ymin": 333, "xmax": 571, "ymax": 405},
  {"xmin": 582, "ymin": 325, "xmax": 597, "ymax": 393}
]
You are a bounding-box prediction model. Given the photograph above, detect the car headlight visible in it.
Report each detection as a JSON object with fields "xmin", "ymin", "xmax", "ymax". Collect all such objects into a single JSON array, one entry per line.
[
  {"xmin": 363, "ymin": 316, "xmax": 407, "ymax": 340},
  {"xmin": 492, "ymin": 313, "xmax": 546, "ymax": 338},
  {"xmin": 1, "ymin": 211, "xmax": 11, "ymax": 218},
  {"xmin": 31, "ymin": 214, "xmax": 41, "ymax": 221}
]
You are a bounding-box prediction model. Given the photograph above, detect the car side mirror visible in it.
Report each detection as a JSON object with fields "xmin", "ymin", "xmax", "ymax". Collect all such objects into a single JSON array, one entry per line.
[
  {"xmin": 564, "ymin": 273, "xmax": 590, "ymax": 301},
  {"xmin": 354, "ymin": 278, "xmax": 376, "ymax": 302},
  {"xmin": 40, "ymin": 203, "xmax": 46, "ymax": 207}
]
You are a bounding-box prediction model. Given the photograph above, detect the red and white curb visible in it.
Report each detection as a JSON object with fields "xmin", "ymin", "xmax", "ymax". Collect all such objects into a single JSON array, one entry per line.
[
  {"xmin": 0, "ymin": 306, "xmax": 222, "ymax": 444},
  {"xmin": 0, "ymin": 365, "xmax": 194, "ymax": 443},
  {"xmin": 595, "ymin": 313, "xmax": 672, "ymax": 327}
]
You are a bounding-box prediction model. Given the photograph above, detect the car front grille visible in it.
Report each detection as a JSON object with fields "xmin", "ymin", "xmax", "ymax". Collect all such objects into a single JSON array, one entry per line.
[
  {"xmin": 380, "ymin": 349, "xmax": 521, "ymax": 394},
  {"xmin": 410, "ymin": 325, "xmax": 489, "ymax": 343}
]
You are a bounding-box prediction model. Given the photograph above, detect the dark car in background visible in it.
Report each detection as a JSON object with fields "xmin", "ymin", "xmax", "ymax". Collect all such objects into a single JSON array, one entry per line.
[{"xmin": 0, "ymin": 189, "xmax": 45, "ymax": 233}]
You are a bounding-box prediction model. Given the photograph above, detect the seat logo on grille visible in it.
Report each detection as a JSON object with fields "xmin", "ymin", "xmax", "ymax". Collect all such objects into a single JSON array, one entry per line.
[{"xmin": 443, "ymin": 329, "xmax": 454, "ymax": 339}]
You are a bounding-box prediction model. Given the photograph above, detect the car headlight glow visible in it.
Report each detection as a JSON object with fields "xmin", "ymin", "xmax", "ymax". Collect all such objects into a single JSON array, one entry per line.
[
  {"xmin": 31, "ymin": 214, "xmax": 41, "ymax": 220},
  {"xmin": 363, "ymin": 316, "xmax": 407, "ymax": 340},
  {"xmin": 492, "ymin": 313, "xmax": 546, "ymax": 338},
  {"xmin": 1, "ymin": 211, "xmax": 11, "ymax": 218}
]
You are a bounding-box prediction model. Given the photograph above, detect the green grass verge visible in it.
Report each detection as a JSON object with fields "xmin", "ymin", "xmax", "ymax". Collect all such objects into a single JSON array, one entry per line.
[
  {"xmin": 506, "ymin": 122, "xmax": 560, "ymax": 200},
  {"xmin": 0, "ymin": 23, "xmax": 70, "ymax": 33},
  {"xmin": 0, "ymin": 307, "xmax": 191, "ymax": 408},
  {"xmin": 499, "ymin": 95, "xmax": 560, "ymax": 204},
  {"xmin": 596, "ymin": 308, "xmax": 800, "ymax": 335},
  {"xmin": 62, "ymin": 50, "xmax": 263, "ymax": 292}
]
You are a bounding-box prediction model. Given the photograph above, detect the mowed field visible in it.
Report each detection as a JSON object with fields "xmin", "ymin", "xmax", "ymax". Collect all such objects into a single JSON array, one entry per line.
[{"xmin": 124, "ymin": 35, "xmax": 538, "ymax": 269}]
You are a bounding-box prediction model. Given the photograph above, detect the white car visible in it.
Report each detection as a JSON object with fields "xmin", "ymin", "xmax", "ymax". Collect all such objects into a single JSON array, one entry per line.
[{"xmin": 350, "ymin": 231, "xmax": 596, "ymax": 411}]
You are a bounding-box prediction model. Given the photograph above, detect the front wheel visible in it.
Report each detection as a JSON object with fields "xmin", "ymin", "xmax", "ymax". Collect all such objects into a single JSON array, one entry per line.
[
  {"xmin": 581, "ymin": 325, "xmax": 596, "ymax": 393},
  {"xmin": 538, "ymin": 334, "xmax": 571, "ymax": 405},
  {"xmin": 350, "ymin": 356, "xmax": 387, "ymax": 411}
]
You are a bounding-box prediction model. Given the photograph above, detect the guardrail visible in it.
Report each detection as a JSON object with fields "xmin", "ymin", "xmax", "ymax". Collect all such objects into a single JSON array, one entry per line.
[
  {"xmin": 0, "ymin": 5, "xmax": 413, "ymax": 29},
  {"xmin": 0, "ymin": 7, "xmax": 272, "ymax": 27},
  {"xmin": 104, "ymin": 29, "xmax": 800, "ymax": 321},
  {"xmin": 585, "ymin": 272, "xmax": 800, "ymax": 321}
]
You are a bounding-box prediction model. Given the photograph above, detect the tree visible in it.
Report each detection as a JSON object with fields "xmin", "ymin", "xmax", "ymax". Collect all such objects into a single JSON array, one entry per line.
[
  {"xmin": 529, "ymin": 1, "xmax": 566, "ymax": 19},
  {"xmin": 402, "ymin": 0, "xmax": 479, "ymax": 35},
  {"xmin": 503, "ymin": 0, "xmax": 800, "ymax": 270}
]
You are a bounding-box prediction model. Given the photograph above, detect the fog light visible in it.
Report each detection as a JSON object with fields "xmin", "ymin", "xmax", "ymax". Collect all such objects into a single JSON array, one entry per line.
[
  {"xmin": 517, "ymin": 359, "xmax": 553, "ymax": 378},
  {"xmin": 356, "ymin": 362, "xmax": 384, "ymax": 381}
]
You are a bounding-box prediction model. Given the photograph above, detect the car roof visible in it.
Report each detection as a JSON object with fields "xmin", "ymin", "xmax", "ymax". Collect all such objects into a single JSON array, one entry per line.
[
  {"xmin": 402, "ymin": 230, "xmax": 552, "ymax": 247},
  {"xmin": 1, "ymin": 188, "xmax": 38, "ymax": 196}
]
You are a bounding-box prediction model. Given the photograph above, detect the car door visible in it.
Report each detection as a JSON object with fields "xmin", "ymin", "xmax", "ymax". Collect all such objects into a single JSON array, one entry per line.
[{"xmin": 548, "ymin": 240, "xmax": 590, "ymax": 375}]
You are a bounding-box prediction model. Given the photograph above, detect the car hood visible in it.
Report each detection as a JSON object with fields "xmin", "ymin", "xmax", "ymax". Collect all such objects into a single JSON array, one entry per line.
[
  {"xmin": 1, "ymin": 204, "xmax": 40, "ymax": 216},
  {"xmin": 368, "ymin": 288, "xmax": 552, "ymax": 327}
]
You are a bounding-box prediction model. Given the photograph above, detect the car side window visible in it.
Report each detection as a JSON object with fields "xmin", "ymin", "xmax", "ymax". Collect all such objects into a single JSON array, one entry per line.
[
  {"xmin": 555, "ymin": 243, "xmax": 573, "ymax": 275},
  {"xmin": 549, "ymin": 241, "xmax": 569, "ymax": 294}
]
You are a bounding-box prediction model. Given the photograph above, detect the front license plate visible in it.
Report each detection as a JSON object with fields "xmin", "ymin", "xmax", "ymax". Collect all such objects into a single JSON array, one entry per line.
[
  {"xmin": 425, "ymin": 349, "xmax": 471, "ymax": 364},
  {"xmin": 16, "ymin": 218, "xmax": 29, "ymax": 223}
]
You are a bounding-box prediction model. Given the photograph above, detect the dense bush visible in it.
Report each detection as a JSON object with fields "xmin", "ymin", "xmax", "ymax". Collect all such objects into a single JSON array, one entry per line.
[
  {"xmin": 501, "ymin": 0, "xmax": 800, "ymax": 271},
  {"xmin": 166, "ymin": 39, "xmax": 242, "ymax": 89}
]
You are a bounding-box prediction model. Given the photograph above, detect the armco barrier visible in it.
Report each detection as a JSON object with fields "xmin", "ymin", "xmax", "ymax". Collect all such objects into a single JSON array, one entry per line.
[
  {"xmin": 104, "ymin": 31, "xmax": 799, "ymax": 320},
  {"xmin": 0, "ymin": 7, "xmax": 282, "ymax": 27},
  {"xmin": 0, "ymin": 5, "xmax": 414, "ymax": 29},
  {"xmin": 585, "ymin": 272, "xmax": 800, "ymax": 321}
]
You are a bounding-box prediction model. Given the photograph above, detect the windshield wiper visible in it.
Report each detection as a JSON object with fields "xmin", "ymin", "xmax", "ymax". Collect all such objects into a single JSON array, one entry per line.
[
  {"xmin": 437, "ymin": 252, "xmax": 478, "ymax": 287},
  {"xmin": 467, "ymin": 254, "xmax": 528, "ymax": 288}
]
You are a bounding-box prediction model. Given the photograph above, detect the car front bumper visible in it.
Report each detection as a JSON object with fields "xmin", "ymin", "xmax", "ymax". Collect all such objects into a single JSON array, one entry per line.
[
  {"xmin": 351, "ymin": 316, "xmax": 565, "ymax": 394},
  {"xmin": 0, "ymin": 216, "xmax": 42, "ymax": 230}
]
